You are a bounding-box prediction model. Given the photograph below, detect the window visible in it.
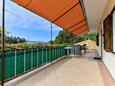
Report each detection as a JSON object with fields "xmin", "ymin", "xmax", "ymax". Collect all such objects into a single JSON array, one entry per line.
[
  {"xmin": 103, "ymin": 7, "xmax": 115, "ymax": 52},
  {"xmin": 113, "ymin": 8, "xmax": 115, "ymax": 52},
  {"xmin": 103, "ymin": 14, "xmax": 112, "ymax": 52}
]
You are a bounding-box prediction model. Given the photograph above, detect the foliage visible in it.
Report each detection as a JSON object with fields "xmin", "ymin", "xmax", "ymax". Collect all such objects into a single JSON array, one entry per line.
[
  {"xmin": 54, "ymin": 30, "xmax": 97, "ymax": 45},
  {"xmin": 0, "ymin": 43, "xmax": 48, "ymax": 51},
  {"xmin": 84, "ymin": 32, "xmax": 97, "ymax": 41},
  {"xmin": 5, "ymin": 36, "xmax": 26, "ymax": 44},
  {"xmin": 0, "ymin": 27, "xmax": 26, "ymax": 43},
  {"xmin": 54, "ymin": 30, "xmax": 78, "ymax": 44},
  {"xmin": 0, "ymin": 26, "xmax": 96, "ymax": 51}
]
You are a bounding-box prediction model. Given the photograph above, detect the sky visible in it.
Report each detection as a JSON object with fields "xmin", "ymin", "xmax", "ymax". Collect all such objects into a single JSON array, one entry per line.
[
  {"xmin": 0, "ymin": 0, "xmax": 2, "ymax": 25},
  {"xmin": 0, "ymin": 0, "xmax": 62, "ymax": 42}
]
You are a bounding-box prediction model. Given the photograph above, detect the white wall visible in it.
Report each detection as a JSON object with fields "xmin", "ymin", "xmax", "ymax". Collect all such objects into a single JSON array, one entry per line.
[
  {"xmin": 96, "ymin": 30, "xmax": 102, "ymax": 56},
  {"xmin": 103, "ymin": 50, "xmax": 115, "ymax": 80},
  {"xmin": 96, "ymin": 47, "xmax": 101, "ymax": 56},
  {"xmin": 97, "ymin": 31, "xmax": 115, "ymax": 80},
  {"xmin": 97, "ymin": 0, "xmax": 115, "ymax": 80}
]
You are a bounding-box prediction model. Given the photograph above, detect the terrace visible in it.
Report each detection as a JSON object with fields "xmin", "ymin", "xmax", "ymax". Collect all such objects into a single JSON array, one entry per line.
[
  {"xmin": 4, "ymin": 50, "xmax": 115, "ymax": 86},
  {"xmin": 0, "ymin": 0, "xmax": 115, "ymax": 86}
]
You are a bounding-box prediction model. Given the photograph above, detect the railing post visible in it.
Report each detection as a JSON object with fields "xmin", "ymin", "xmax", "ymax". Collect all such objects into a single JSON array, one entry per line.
[
  {"xmin": 51, "ymin": 48, "xmax": 52, "ymax": 62},
  {"xmin": 31, "ymin": 49, "xmax": 33, "ymax": 69},
  {"xmin": 42, "ymin": 48, "xmax": 43, "ymax": 64},
  {"xmin": 56, "ymin": 47, "xmax": 57, "ymax": 58},
  {"xmin": 58, "ymin": 47, "xmax": 59, "ymax": 58},
  {"xmin": 55, "ymin": 47, "xmax": 56, "ymax": 59},
  {"xmin": 60, "ymin": 47, "xmax": 61, "ymax": 57},
  {"xmin": 15, "ymin": 50, "xmax": 17, "ymax": 76},
  {"xmin": 58, "ymin": 46, "xmax": 61, "ymax": 58},
  {"xmin": 37, "ymin": 48, "xmax": 38, "ymax": 66},
  {"xmin": 24, "ymin": 49, "xmax": 26, "ymax": 72},
  {"xmin": 57, "ymin": 47, "xmax": 58, "ymax": 59},
  {"xmin": 46, "ymin": 48, "xmax": 47, "ymax": 63},
  {"xmin": 60, "ymin": 46, "xmax": 62, "ymax": 57}
]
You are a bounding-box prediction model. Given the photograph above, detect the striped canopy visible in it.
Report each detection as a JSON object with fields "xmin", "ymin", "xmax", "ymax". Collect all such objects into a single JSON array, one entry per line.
[{"xmin": 12, "ymin": 0, "xmax": 89, "ymax": 36}]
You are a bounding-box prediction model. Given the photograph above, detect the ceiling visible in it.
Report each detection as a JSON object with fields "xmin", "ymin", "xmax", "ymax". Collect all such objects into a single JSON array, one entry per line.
[{"xmin": 83, "ymin": 0, "xmax": 108, "ymax": 31}]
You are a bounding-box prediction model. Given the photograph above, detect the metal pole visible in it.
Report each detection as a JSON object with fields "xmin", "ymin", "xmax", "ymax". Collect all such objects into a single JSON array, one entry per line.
[
  {"xmin": 51, "ymin": 23, "xmax": 53, "ymax": 62},
  {"xmin": 1, "ymin": 0, "xmax": 5, "ymax": 85}
]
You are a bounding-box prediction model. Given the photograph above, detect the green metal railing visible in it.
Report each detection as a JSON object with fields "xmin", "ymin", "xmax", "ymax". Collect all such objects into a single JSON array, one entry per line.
[{"xmin": 0, "ymin": 46, "xmax": 65, "ymax": 81}]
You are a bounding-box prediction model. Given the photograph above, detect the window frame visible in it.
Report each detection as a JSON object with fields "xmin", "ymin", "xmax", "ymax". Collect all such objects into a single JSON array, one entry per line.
[
  {"xmin": 112, "ymin": 7, "xmax": 115, "ymax": 53},
  {"xmin": 103, "ymin": 13, "xmax": 113, "ymax": 52},
  {"xmin": 103, "ymin": 6, "xmax": 115, "ymax": 54}
]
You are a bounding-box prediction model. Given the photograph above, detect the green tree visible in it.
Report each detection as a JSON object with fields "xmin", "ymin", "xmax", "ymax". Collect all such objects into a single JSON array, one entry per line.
[
  {"xmin": 84, "ymin": 32, "xmax": 96, "ymax": 41},
  {"xmin": 54, "ymin": 30, "xmax": 78, "ymax": 44},
  {"xmin": 0, "ymin": 26, "xmax": 26, "ymax": 44},
  {"xmin": 54, "ymin": 30, "xmax": 97, "ymax": 45}
]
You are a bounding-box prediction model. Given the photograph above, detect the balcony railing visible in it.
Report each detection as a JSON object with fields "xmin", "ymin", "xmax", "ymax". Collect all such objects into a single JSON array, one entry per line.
[{"xmin": 0, "ymin": 46, "xmax": 65, "ymax": 81}]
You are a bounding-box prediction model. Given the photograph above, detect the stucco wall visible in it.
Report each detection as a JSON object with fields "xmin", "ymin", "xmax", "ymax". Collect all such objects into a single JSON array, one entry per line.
[{"xmin": 97, "ymin": 0, "xmax": 115, "ymax": 80}]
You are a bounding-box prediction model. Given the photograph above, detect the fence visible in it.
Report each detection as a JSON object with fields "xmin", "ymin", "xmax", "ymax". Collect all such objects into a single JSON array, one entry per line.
[{"xmin": 0, "ymin": 46, "xmax": 65, "ymax": 81}]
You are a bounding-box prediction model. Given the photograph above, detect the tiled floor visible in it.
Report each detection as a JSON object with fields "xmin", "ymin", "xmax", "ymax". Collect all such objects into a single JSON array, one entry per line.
[
  {"xmin": 98, "ymin": 59, "xmax": 115, "ymax": 86},
  {"xmin": 13, "ymin": 50, "xmax": 112, "ymax": 86}
]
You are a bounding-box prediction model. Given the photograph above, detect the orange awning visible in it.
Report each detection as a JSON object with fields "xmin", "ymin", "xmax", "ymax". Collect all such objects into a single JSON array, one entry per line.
[{"xmin": 12, "ymin": 0, "xmax": 89, "ymax": 36}]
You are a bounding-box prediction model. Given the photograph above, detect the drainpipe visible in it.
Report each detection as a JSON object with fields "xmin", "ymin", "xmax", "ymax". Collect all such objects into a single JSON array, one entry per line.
[{"xmin": 1, "ymin": 0, "xmax": 5, "ymax": 85}]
